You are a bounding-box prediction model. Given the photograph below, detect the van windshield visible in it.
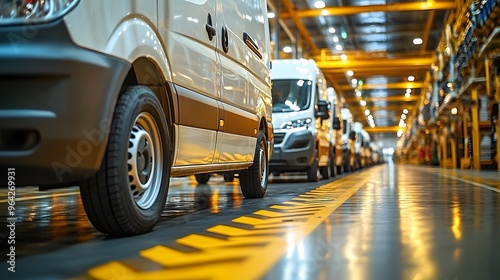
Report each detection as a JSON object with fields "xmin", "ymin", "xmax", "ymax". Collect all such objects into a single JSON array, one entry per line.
[{"xmin": 272, "ymin": 79, "xmax": 312, "ymax": 112}]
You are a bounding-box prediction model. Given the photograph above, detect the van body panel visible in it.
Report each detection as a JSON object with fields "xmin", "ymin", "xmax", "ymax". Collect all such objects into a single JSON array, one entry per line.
[
  {"xmin": 270, "ymin": 59, "xmax": 330, "ymax": 174},
  {"xmin": 0, "ymin": 0, "xmax": 272, "ymax": 186}
]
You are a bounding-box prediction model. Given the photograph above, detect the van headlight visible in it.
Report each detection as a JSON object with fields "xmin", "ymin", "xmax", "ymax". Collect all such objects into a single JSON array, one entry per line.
[
  {"xmin": 0, "ymin": 0, "xmax": 79, "ymax": 25},
  {"xmin": 280, "ymin": 118, "xmax": 313, "ymax": 129}
]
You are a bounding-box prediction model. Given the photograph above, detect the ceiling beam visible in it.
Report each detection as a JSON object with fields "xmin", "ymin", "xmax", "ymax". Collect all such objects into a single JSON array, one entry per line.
[
  {"xmin": 317, "ymin": 57, "xmax": 435, "ymax": 70},
  {"xmin": 279, "ymin": 0, "xmax": 319, "ymax": 54},
  {"xmin": 344, "ymin": 95, "xmax": 420, "ymax": 102},
  {"xmin": 421, "ymin": 10, "xmax": 435, "ymax": 51},
  {"xmin": 364, "ymin": 126, "xmax": 401, "ymax": 133},
  {"xmin": 280, "ymin": 1, "xmax": 456, "ymax": 18},
  {"xmin": 338, "ymin": 82, "xmax": 424, "ymax": 91}
]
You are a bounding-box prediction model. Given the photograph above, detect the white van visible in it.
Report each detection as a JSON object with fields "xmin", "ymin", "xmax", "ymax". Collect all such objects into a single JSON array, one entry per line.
[
  {"xmin": 341, "ymin": 108, "xmax": 355, "ymax": 172},
  {"xmin": 353, "ymin": 122, "xmax": 371, "ymax": 169},
  {"xmin": 0, "ymin": 0, "xmax": 273, "ymax": 235},
  {"xmin": 270, "ymin": 59, "xmax": 331, "ymax": 182},
  {"xmin": 326, "ymin": 87, "xmax": 343, "ymax": 176}
]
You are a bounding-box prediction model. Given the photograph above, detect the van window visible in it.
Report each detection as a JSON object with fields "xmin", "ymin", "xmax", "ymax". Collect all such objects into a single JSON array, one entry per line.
[{"xmin": 272, "ymin": 79, "xmax": 312, "ymax": 112}]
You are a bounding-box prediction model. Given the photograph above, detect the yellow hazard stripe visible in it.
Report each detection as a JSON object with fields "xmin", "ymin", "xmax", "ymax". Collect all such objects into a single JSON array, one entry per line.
[{"xmin": 84, "ymin": 173, "xmax": 370, "ymax": 280}]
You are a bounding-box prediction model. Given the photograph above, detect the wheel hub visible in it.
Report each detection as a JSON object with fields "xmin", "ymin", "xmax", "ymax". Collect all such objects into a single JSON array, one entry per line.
[{"xmin": 128, "ymin": 126, "xmax": 154, "ymax": 192}]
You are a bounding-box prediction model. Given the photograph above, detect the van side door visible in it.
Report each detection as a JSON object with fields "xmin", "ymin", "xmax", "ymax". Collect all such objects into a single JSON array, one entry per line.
[
  {"xmin": 214, "ymin": 0, "xmax": 261, "ymax": 164},
  {"xmin": 158, "ymin": 1, "xmax": 219, "ymax": 166}
]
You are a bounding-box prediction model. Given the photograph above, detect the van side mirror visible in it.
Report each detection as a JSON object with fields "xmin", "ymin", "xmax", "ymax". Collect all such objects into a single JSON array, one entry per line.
[
  {"xmin": 349, "ymin": 131, "xmax": 356, "ymax": 140},
  {"xmin": 315, "ymin": 100, "xmax": 330, "ymax": 120},
  {"xmin": 332, "ymin": 117, "xmax": 341, "ymax": 130}
]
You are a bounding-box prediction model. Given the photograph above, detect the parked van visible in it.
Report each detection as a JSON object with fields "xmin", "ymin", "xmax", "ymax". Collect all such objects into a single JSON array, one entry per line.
[
  {"xmin": 326, "ymin": 87, "xmax": 343, "ymax": 176},
  {"xmin": 353, "ymin": 122, "xmax": 371, "ymax": 169},
  {"xmin": 341, "ymin": 108, "xmax": 355, "ymax": 172},
  {"xmin": 0, "ymin": 0, "xmax": 273, "ymax": 235},
  {"xmin": 270, "ymin": 59, "xmax": 331, "ymax": 182}
]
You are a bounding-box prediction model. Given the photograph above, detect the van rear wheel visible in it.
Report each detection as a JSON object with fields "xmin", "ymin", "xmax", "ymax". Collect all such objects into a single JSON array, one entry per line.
[
  {"xmin": 80, "ymin": 86, "xmax": 170, "ymax": 236},
  {"xmin": 240, "ymin": 131, "xmax": 268, "ymax": 198},
  {"xmin": 306, "ymin": 150, "xmax": 319, "ymax": 182}
]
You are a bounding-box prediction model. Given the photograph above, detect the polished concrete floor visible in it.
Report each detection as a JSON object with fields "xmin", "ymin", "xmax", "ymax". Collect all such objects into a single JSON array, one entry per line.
[{"xmin": 1, "ymin": 162, "xmax": 499, "ymax": 280}]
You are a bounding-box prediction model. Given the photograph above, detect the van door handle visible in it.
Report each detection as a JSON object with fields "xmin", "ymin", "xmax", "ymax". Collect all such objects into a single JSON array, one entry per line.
[
  {"xmin": 221, "ymin": 26, "xmax": 229, "ymax": 53},
  {"xmin": 205, "ymin": 14, "xmax": 216, "ymax": 41},
  {"xmin": 243, "ymin": 32, "xmax": 262, "ymax": 59}
]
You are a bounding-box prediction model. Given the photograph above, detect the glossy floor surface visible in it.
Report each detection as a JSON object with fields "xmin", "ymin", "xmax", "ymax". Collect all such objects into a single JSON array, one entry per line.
[{"xmin": 1, "ymin": 162, "xmax": 499, "ymax": 279}]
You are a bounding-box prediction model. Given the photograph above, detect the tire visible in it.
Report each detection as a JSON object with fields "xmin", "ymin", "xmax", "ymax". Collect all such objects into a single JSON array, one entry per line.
[
  {"xmin": 240, "ymin": 130, "xmax": 268, "ymax": 198},
  {"xmin": 195, "ymin": 173, "xmax": 211, "ymax": 184},
  {"xmin": 223, "ymin": 173, "xmax": 235, "ymax": 182},
  {"xmin": 329, "ymin": 147, "xmax": 336, "ymax": 177},
  {"xmin": 80, "ymin": 86, "xmax": 170, "ymax": 236},
  {"xmin": 306, "ymin": 150, "xmax": 319, "ymax": 182}
]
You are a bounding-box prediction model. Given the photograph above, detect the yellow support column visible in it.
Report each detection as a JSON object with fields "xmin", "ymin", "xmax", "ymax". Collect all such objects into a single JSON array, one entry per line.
[
  {"xmin": 496, "ymin": 76, "xmax": 500, "ymax": 172},
  {"xmin": 471, "ymin": 87, "xmax": 481, "ymax": 170},
  {"xmin": 451, "ymin": 123, "xmax": 457, "ymax": 169},
  {"xmin": 440, "ymin": 134, "xmax": 448, "ymax": 168}
]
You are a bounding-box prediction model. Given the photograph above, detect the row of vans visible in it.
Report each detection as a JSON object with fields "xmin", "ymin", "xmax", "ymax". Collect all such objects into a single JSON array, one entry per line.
[
  {"xmin": 269, "ymin": 59, "xmax": 380, "ymax": 181},
  {"xmin": 0, "ymin": 2, "xmax": 379, "ymax": 236}
]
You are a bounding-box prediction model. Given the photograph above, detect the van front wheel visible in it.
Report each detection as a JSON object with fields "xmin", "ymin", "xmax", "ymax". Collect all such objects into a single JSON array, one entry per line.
[
  {"xmin": 240, "ymin": 131, "xmax": 268, "ymax": 198},
  {"xmin": 80, "ymin": 86, "xmax": 170, "ymax": 236}
]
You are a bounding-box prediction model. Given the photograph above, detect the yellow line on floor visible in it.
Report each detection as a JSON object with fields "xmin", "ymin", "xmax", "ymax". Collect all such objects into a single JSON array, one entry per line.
[{"xmin": 85, "ymin": 173, "xmax": 371, "ymax": 280}]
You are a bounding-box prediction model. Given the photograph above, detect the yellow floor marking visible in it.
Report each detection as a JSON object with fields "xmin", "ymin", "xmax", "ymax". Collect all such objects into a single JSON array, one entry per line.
[
  {"xmin": 87, "ymin": 173, "xmax": 371, "ymax": 280},
  {"xmin": 253, "ymin": 209, "xmax": 319, "ymax": 218},
  {"xmin": 176, "ymin": 234, "xmax": 273, "ymax": 249},
  {"xmin": 270, "ymin": 204, "xmax": 325, "ymax": 211},
  {"xmin": 207, "ymin": 224, "xmax": 288, "ymax": 236},
  {"xmin": 88, "ymin": 261, "xmax": 138, "ymax": 280}
]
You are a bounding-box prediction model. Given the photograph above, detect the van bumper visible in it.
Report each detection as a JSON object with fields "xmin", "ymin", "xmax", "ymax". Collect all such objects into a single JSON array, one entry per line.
[
  {"xmin": 269, "ymin": 128, "xmax": 315, "ymax": 172},
  {"xmin": 0, "ymin": 20, "xmax": 130, "ymax": 186}
]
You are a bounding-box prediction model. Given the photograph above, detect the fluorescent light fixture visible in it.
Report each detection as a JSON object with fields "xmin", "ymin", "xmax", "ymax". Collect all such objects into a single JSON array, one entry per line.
[
  {"xmin": 314, "ymin": 1, "xmax": 326, "ymax": 8},
  {"xmin": 346, "ymin": 70, "xmax": 354, "ymax": 77},
  {"xmin": 413, "ymin": 38, "xmax": 423, "ymax": 45},
  {"xmin": 283, "ymin": 46, "xmax": 292, "ymax": 53},
  {"xmin": 340, "ymin": 54, "xmax": 347, "ymax": 60},
  {"xmin": 267, "ymin": 12, "xmax": 276, "ymax": 18},
  {"xmin": 408, "ymin": 75, "xmax": 415, "ymax": 81},
  {"xmin": 329, "ymin": 27, "xmax": 336, "ymax": 33}
]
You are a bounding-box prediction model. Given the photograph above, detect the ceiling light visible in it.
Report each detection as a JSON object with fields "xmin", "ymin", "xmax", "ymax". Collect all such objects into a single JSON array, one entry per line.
[
  {"xmin": 451, "ymin": 107, "xmax": 458, "ymax": 115},
  {"xmin": 332, "ymin": 36, "xmax": 339, "ymax": 43},
  {"xmin": 403, "ymin": 109, "xmax": 409, "ymax": 114},
  {"xmin": 335, "ymin": 44, "xmax": 343, "ymax": 51},
  {"xmin": 408, "ymin": 75, "xmax": 415, "ymax": 81},
  {"xmin": 360, "ymin": 100, "xmax": 366, "ymax": 106},
  {"xmin": 283, "ymin": 46, "xmax": 292, "ymax": 53},
  {"xmin": 401, "ymin": 114, "xmax": 407, "ymax": 120},
  {"xmin": 405, "ymin": 92, "xmax": 411, "ymax": 98},
  {"xmin": 351, "ymin": 78, "xmax": 358, "ymax": 85},
  {"xmin": 314, "ymin": 1, "xmax": 326, "ymax": 8},
  {"xmin": 341, "ymin": 30, "xmax": 347, "ymax": 39},
  {"xmin": 365, "ymin": 109, "xmax": 371, "ymax": 116},
  {"xmin": 355, "ymin": 90, "xmax": 362, "ymax": 97},
  {"xmin": 413, "ymin": 38, "xmax": 423, "ymax": 45},
  {"xmin": 346, "ymin": 70, "xmax": 354, "ymax": 77},
  {"xmin": 397, "ymin": 129, "xmax": 403, "ymax": 137},
  {"xmin": 329, "ymin": 27, "xmax": 336, "ymax": 33},
  {"xmin": 267, "ymin": 12, "xmax": 276, "ymax": 19},
  {"xmin": 340, "ymin": 54, "xmax": 347, "ymax": 60},
  {"xmin": 406, "ymin": 88, "xmax": 412, "ymax": 94}
]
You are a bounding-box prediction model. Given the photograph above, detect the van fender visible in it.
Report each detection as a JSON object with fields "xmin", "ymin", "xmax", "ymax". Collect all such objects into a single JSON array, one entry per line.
[{"xmin": 104, "ymin": 17, "xmax": 172, "ymax": 83}]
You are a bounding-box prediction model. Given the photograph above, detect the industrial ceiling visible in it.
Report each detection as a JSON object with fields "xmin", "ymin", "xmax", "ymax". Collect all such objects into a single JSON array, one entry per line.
[{"xmin": 269, "ymin": 0, "xmax": 458, "ymax": 147}]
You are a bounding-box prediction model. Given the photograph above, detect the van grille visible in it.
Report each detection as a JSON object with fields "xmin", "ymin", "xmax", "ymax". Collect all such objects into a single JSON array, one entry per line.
[{"xmin": 274, "ymin": 132, "xmax": 285, "ymax": 145}]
